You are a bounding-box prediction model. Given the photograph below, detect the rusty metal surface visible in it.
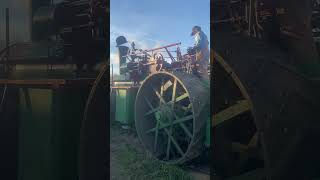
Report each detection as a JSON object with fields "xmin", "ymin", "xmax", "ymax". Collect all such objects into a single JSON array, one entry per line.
[{"xmin": 213, "ymin": 28, "xmax": 320, "ymax": 179}]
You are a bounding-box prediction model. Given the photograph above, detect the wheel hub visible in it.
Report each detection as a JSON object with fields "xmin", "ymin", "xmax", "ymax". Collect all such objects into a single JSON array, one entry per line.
[{"xmin": 155, "ymin": 104, "xmax": 174, "ymax": 127}]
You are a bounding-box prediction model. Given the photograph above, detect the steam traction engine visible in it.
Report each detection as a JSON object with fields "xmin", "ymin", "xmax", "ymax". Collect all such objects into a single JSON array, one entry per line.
[
  {"xmin": 112, "ymin": 36, "xmax": 210, "ymax": 164},
  {"xmin": 213, "ymin": 0, "xmax": 320, "ymax": 179}
]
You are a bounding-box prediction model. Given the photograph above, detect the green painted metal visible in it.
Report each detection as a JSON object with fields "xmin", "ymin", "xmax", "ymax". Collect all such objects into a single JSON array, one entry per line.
[
  {"xmin": 115, "ymin": 89, "xmax": 127, "ymax": 124},
  {"xmin": 18, "ymin": 86, "xmax": 88, "ymax": 180},
  {"xmin": 110, "ymin": 90, "xmax": 116, "ymax": 120},
  {"xmin": 114, "ymin": 86, "xmax": 138, "ymax": 125}
]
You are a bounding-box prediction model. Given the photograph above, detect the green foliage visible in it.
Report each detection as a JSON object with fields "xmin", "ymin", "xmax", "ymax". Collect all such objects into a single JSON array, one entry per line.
[{"xmin": 117, "ymin": 144, "xmax": 192, "ymax": 180}]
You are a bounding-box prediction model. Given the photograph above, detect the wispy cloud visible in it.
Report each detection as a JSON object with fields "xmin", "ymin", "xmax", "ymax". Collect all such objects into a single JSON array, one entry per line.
[
  {"xmin": 110, "ymin": 24, "xmax": 154, "ymax": 75},
  {"xmin": 110, "ymin": 25, "xmax": 151, "ymax": 50},
  {"xmin": 109, "ymin": 0, "xmax": 210, "ymax": 74},
  {"xmin": 152, "ymin": 40, "xmax": 163, "ymax": 48},
  {"xmin": 110, "ymin": 64, "xmax": 119, "ymax": 75},
  {"xmin": 110, "ymin": 52, "xmax": 118, "ymax": 65},
  {"xmin": 110, "ymin": 24, "xmax": 174, "ymax": 51}
]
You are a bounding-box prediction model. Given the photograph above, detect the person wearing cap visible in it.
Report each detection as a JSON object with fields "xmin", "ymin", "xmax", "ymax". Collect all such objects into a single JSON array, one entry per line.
[
  {"xmin": 190, "ymin": 26, "xmax": 209, "ymax": 79},
  {"xmin": 115, "ymin": 36, "xmax": 140, "ymax": 84},
  {"xmin": 116, "ymin": 36, "xmax": 131, "ymax": 70}
]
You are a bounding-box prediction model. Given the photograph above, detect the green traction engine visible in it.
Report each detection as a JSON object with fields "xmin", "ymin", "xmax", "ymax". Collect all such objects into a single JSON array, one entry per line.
[{"xmin": 111, "ymin": 36, "xmax": 211, "ymax": 164}]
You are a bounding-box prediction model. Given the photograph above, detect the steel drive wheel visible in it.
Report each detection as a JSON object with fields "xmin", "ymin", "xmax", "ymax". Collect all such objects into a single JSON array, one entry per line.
[{"xmin": 135, "ymin": 71, "xmax": 209, "ymax": 164}]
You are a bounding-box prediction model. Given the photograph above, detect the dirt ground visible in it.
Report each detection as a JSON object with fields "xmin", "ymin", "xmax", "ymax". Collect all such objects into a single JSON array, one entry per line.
[{"xmin": 110, "ymin": 122, "xmax": 210, "ymax": 180}]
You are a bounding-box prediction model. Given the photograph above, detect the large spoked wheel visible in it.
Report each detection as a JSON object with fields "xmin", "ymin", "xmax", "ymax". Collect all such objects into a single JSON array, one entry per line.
[
  {"xmin": 135, "ymin": 71, "xmax": 209, "ymax": 164},
  {"xmin": 212, "ymin": 52, "xmax": 265, "ymax": 177}
]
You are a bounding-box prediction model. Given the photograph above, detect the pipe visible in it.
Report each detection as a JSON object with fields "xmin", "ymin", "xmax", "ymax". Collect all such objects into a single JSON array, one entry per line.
[
  {"xmin": 111, "ymin": 64, "xmax": 113, "ymax": 86},
  {"xmin": 145, "ymin": 42, "xmax": 181, "ymax": 52}
]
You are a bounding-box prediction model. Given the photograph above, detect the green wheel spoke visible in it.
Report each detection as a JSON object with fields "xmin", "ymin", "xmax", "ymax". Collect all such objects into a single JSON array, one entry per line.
[
  {"xmin": 153, "ymin": 120, "xmax": 160, "ymax": 151},
  {"xmin": 146, "ymin": 115, "xmax": 194, "ymax": 134},
  {"xmin": 166, "ymin": 134, "xmax": 172, "ymax": 159},
  {"xmin": 166, "ymin": 119, "xmax": 174, "ymax": 160},
  {"xmin": 173, "ymin": 113, "xmax": 193, "ymax": 139},
  {"xmin": 178, "ymin": 123, "xmax": 192, "ymax": 139},
  {"xmin": 166, "ymin": 136, "xmax": 172, "ymax": 159},
  {"xmin": 144, "ymin": 106, "xmax": 160, "ymax": 116},
  {"xmin": 163, "ymin": 128, "xmax": 184, "ymax": 157},
  {"xmin": 144, "ymin": 96, "xmax": 154, "ymax": 109},
  {"xmin": 144, "ymin": 97, "xmax": 160, "ymax": 116},
  {"xmin": 165, "ymin": 79, "xmax": 177, "ymax": 160}
]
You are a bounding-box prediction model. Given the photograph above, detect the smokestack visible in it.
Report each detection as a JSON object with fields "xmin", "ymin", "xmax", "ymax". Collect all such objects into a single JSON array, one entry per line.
[{"xmin": 116, "ymin": 36, "xmax": 129, "ymax": 74}]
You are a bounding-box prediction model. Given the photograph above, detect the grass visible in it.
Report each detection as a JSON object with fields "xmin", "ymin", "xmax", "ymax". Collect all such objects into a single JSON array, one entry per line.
[{"xmin": 116, "ymin": 143, "xmax": 192, "ymax": 180}]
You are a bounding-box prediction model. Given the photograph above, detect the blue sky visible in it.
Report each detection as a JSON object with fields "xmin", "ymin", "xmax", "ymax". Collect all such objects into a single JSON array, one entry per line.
[{"xmin": 110, "ymin": 0, "xmax": 210, "ymax": 74}]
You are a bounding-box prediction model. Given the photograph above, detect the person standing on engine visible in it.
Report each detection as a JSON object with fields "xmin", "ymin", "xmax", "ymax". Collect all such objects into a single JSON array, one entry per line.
[{"xmin": 190, "ymin": 26, "xmax": 209, "ymax": 79}]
